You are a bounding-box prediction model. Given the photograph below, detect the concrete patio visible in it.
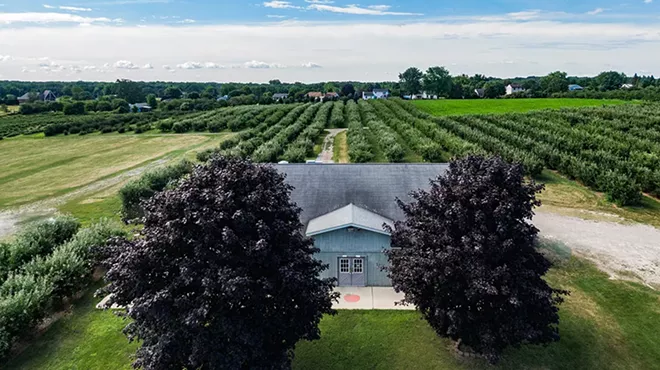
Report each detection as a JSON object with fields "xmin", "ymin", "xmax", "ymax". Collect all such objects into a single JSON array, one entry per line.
[{"xmin": 333, "ymin": 287, "xmax": 416, "ymax": 310}]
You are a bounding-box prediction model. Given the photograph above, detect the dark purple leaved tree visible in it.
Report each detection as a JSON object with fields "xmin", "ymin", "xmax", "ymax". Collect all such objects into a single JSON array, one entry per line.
[
  {"xmin": 386, "ymin": 155, "xmax": 568, "ymax": 364},
  {"xmin": 104, "ymin": 156, "xmax": 338, "ymax": 370}
]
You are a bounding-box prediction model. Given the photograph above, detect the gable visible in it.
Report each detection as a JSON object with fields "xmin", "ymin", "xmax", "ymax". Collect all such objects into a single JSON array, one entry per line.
[{"xmin": 306, "ymin": 204, "xmax": 394, "ymax": 236}]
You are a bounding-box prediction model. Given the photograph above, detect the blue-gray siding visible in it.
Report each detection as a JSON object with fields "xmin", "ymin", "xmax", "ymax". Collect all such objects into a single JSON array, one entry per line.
[{"xmin": 313, "ymin": 227, "xmax": 392, "ymax": 286}]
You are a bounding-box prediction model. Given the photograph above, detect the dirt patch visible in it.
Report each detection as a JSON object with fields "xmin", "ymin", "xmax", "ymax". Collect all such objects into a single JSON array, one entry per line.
[
  {"xmin": 535, "ymin": 210, "xmax": 660, "ymax": 287},
  {"xmin": 316, "ymin": 128, "xmax": 347, "ymax": 163}
]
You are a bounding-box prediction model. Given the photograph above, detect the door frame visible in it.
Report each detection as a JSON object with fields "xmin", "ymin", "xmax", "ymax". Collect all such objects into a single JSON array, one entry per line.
[{"xmin": 337, "ymin": 255, "xmax": 367, "ymax": 287}]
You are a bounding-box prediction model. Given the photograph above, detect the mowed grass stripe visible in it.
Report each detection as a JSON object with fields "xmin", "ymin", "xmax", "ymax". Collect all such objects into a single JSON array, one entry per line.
[{"xmin": 0, "ymin": 134, "xmax": 221, "ymax": 208}]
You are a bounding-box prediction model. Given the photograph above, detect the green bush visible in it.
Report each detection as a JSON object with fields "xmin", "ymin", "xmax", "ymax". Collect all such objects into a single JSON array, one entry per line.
[
  {"xmin": 0, "ymin": 216, "xmax": 80, "ymax": 280},
  {"xmin": 119, "ymin": 160, "xmax": 194, "ymax": 221},
  {"xmin": 0, "ymin": 220, "xmax": 126, "ymax": 362}
]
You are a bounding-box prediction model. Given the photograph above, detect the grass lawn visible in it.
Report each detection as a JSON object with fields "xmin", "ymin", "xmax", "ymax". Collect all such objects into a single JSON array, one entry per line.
[
  {"xmin": 6, "ymin": 257, "xmax": 660, "ymax": 370},
  {"xmin": 0, "ymin": 133, "xmax": 231, "ymax": 209},
  {"xmin": 0, "ymin": 105, "xmax": 19, "ymax": 116},
  {"xmin": 332, "ymin": 131, "xmax": 349, "ymax": 163},
  {"xmin": 536, "ymin": 170, "xmax": 660, "ymax": 228},
  {"xmin": 414, "ymin": 98, "xmax": 631, "ymax": 116}
]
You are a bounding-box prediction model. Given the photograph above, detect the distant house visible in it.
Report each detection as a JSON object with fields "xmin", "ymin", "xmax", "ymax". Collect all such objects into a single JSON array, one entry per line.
[
  {"xmin": 272, "ymin": 93, "xmax": 289, "ymax": 101},
  {"xmin": 621, "ymin": 84, "xmax": 635, "ymax": 89},
  {"xmin": 505, "ymin": 84, "xmax": 525, "ymax": 95},
  {"xmin": 474, "ymin": 89, "xmax": 486, "ymax": 98},
  {"xmin": 217, "ymin": 95, "xmax": 229, "ymax": 101},
  {"xmin": 568, "ymin": 84, "xmax": 584, "ymax": 91},
  {"xmin": 421, "ymin": 92, "xmax": 438, "ymax": 100},
  {"xmin": 17, "ymin": 90, "xmax": 57, "ymax": 105},
  {"xmin": 411, "ymin": 94, "xmax": 424, "ymax": 100},
  {"xmin": 325, "ymin": 92, "xmax": 340, "ymax": 100},
  {"xmin": 306, "ymin": 92, "xmax": 324, "ymax": 100},
  {"xmin": 362, "ymin": 89, "xmax": 389, "ymax": 100},
  {"xmin": 373, "ymin": 89, "xmax": 390, "ymax": 99},
  {"xmin": 129, "ymin": 103, "xmax": 152, "ymax": 113}
]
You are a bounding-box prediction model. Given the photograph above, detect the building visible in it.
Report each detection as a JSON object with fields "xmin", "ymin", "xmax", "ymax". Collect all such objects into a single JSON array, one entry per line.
[
  {"xmin": 276, "ymin": 163, "xmax": 448, "ymax": 287},
  {"xmin": 128, "ymin": 103, "xmax": 152, "ymax": 112},
  {"xmin": 505, "ymin": 84, "xmax": 525, "ymax": 95},
  {"xmin": 568, "ymin": 84, "xmax": 584, "ymax": 91},
  {"xmin": 362, "ymin": 91, "xmax": 375, "ymax": 100},
  {"xmin": 474, "ymin": 88, "xmax": 486, "ymax": 98},
  {"xmin": 621, "ymin": 84, "xmax": 635, "ymax": 89},
  {"xmin": 373, "ymin": 89, "xmax": 390, "ymax": 99},
  {"xmin": 422, "ymin": 92, "xmax": 438, "ymax": 100},
  {"xmin": 272, "ymin": 93, "xmax": 289, "ymax": 101},
  {"xmin": 306, "ymin": 92, "xmax": 324, "ymax": 100},
  {"xmin": 325, "ymin": 92, "xmax": 340, "ymax": 100},
  {"xmin": 17, "ymin": 90, "xmax": 57, "ymax": 105}
]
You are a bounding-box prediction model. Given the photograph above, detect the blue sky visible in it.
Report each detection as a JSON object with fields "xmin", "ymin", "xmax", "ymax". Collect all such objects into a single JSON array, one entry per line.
[{"xmin": 0, "ymin": 0, "xmax": 659, "ymax": 81}]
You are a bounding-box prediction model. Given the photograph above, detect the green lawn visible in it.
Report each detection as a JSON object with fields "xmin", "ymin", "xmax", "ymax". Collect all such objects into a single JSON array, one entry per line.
[
  {"xmin": 0, "ymin": 133, "xmax": 231, "ymax": 209},
  {"xmin": 6, "ymin": 257, "xmax": 660, "ymax": 370},
  {"xmin": 414, "ymin": 98, "xmax": 631, "ymax": 116}
]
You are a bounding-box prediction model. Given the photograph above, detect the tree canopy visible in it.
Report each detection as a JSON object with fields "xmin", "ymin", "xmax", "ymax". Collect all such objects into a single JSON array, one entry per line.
[
  {"xmin": 399, "ymin": 67, "xmax": 424, "ymax": 95},
  {"xmin": 386, "ymin": 156, "xmax": 568, "ymax": 364},
  {"xmin": 540, "ymin": 71, "xmax": 569, "ymax": 94},
  {"xmin": 422, "ymin": 66, "xmax": 453, "ymax": 97},
  {"xmin": 103, "ymin": 156, "xmax": 337, "ymax": 370}
]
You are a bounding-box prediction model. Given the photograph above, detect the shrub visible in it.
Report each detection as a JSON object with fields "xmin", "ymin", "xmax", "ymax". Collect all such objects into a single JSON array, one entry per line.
[
  {"xmin": 0, "ymin": 216, "xmax": 80, "ymax": 280},
  {"xmin": 387, "ymin": 156, "xmax": 568, "ymax": 363},
  {"xmin": 119, "ymin": 160, "xmax": 194, "ymax": 221},
  {"xmin": 63, "ymin": 101, "xmax": 86, "ymax": 115}
]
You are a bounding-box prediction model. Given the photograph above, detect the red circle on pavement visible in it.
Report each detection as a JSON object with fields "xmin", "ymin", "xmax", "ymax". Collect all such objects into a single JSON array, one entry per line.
[{"xmin": 344, "ymin": 294, "xmax": 360, "ymax": 303}]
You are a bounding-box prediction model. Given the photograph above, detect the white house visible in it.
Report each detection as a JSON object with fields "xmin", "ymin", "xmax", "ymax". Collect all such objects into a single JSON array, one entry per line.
[
  {"xmin": 505, "ymin": 84, "xmax": 525, "ymax": 95},
  {"xmin": 373, "ymin": 89, "xmax": 390, "ymax": 99},
  {"xmin": 621, "ymin": 84, "xmax": 634, "ymax": 89},
  {"xmin": 362, "ymin": 92, "xmax": 376, "ymax": 100},
  {"xmin": 421, "ymin": 92, "xmax": 438, "ymax": 100}
]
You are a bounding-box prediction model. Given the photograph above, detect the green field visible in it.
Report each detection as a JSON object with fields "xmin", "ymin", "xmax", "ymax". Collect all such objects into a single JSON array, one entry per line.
[
  {"xmin": 0, "ymin": 133, "xmax": 232, "ymax": 223},
  {"xmin": 413, "ymin": 98, "xmax": 630, "ymax": 116},
  {"xmin": 6, "ymin": 257, "xmax": 659, "ymax": 370}
]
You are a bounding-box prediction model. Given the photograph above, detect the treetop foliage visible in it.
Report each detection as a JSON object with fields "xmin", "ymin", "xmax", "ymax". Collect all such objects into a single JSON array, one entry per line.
[
  {"xmin": 104, "ymin": 156, "xmax": 338, "ymax": 370},
  {"xmin": 386, "ymin": 155, "xmax": 568, "ymax": 363}
]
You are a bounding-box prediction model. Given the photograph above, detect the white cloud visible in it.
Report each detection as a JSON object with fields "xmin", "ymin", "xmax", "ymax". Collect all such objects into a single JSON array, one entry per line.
[
  {"xmin": 301, "ymin": 62, "xmax": 322, "ymax": 68},
  {"xmin": 267, "ymin": 14, "xmax": 287, "ymax": 18},
  {"xmin": 264, "ymin": 1, "xmax": 301, "ymax": 9},
  {"xmin": 177, "ymin": 61, "xmax": 204, "ymax": 69},
  {"xmin": 645, "ymin": 0, "xmax": 652, "ymax": 3},
  {"xmin": 305, "ymin": 0, "xmax": 334, "ymax": 3},
  {"xmin": 114, "ymin": 60, "xmax": 140, "ymax": 69},
  {"xmin": 44, "ymin": 4, "xmax": 93, "ymax": 11},
  {"xmin": 60, "ymin": 6, "xmax": 93, "ymax": 11},
  {"xmin": 143, "ymin": 63, "xmax": 153, "ymax": 69},
  {"xmin": 244, "ymin": 60, "xmax": 286, "ymax": 69},
  {"xmin": 0, "ymin": 55, "xmax": 11, "ymax": 61},
  {"xmin": 308, "ymin": 4, "xmax": 423, "ymax": 16},
  {"xmin": 177, "ymin": 19, "xmax": 196, "ymax": 23},
  {"xmin": 367, "ymin": 5, "xmax": 391, "ymax": 11},
  {"xmin": 204, "ymin": 62, "xmax": 225, "ymax": 69},
  {"xmin": 587, "ymin": 8, "xmax": 606, "ymax": 15},
  {"xmin": 2, "ymin": 18, "xmax": 660, "ymax": 81},
  {"xmin": 0, "ymin": 12, "xmax": 112, "ymax": 24}
]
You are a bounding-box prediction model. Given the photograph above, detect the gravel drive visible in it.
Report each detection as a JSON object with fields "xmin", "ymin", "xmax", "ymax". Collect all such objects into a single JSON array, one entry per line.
[
  {"xmin": 534, "ymin": 210, "xmax": 660, "ymax": 287},
  {"xmin": 316, "ymin": 128, "xmax": 347, "ymax": 163}
]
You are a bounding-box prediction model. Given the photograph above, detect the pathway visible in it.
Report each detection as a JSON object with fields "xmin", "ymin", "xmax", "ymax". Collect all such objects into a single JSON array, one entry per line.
[
  {"xmin": 534, "ymin": 210, "xmax": 660, "ymax": 287},
  {"xmin": 333, "ymin": 287, "xmax": 415, "ymax": 310},
  {"xmin": 316, "ymin": 128, "xmax": 347, "ymax": 163}
]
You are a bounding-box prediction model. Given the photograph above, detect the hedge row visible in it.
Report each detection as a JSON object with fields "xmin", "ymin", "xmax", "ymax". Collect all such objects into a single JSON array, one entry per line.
[
  {"xmin": 281, "ymin": 101, "xmax": 333, "ymax": 162},
  {"xmin": 0, "ymin": 217, "xmax": 80, "ymax": 282},
  {"xmin": 358, "ymin": 100, "xmax": 406, "ymax": 162},
  {"xmin": 0, "ymin": 220, "xmax": 126, "ymax": 362},
  {"xmin": 345, "ymin": 100, "xmax": 375, "ymax": 163}
]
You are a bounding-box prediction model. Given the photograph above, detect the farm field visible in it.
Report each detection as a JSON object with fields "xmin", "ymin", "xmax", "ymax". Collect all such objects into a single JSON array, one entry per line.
[
  {"xmin": 413, "ymin": 98, "xmax": 631, "ymax": 116},
  {"xmin": 0, "ymin": 133, "xmax": 233, "ymax": 221},
  {"xmin": 7, "ymin": 253, "xmax": 660, "ymax": 370}
]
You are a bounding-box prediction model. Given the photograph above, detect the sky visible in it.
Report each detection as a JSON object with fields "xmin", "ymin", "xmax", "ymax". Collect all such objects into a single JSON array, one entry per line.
[{"xmin": 0, "ymin": 0, "xmax": 659, "ymax": 82}]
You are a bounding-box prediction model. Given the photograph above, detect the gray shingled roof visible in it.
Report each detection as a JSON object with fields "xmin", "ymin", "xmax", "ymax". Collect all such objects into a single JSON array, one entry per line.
[{"xmin": 275, "ymin": 164, "xmax": 448, "ymax": 226}]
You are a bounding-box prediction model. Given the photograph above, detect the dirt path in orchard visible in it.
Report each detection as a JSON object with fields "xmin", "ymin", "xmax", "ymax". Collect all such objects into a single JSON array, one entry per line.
[{"xmin": 316, "ymin": 129, "xmax": 347, "ymax": 163}]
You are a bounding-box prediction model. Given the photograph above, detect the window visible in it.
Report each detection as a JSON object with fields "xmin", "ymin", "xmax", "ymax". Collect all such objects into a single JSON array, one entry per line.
[
  {"xmin": 339, "ymin": 258, "xmax": 350, "ymax": 273},
  {"xmin": 353, "ymin": 259, "xmax": 363, "ymax": 274}
]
